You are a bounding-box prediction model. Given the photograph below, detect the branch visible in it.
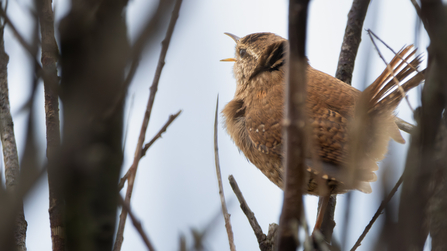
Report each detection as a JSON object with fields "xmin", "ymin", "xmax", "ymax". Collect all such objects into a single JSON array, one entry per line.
[
  {"xmin": 395, "ymin": 117, "xmax": 415, "ymax": 134},
  {"xmin": 229, "ymin": 175, "xmax": 275, "ymax": 251},
  {"xmin": 118, "ymin": 195, "xmax": 156, "ymax": 251},
  {"xmin": 0, "ymin": 6, "xmax": 49, "ymax": 87},
  {"xmin": 350, "ymin": 175, "xmax": 403, "ymax": 251},
  {"xmin": 410, "ymin": 0, "xmax": 423, "ymax": 22},
  {"xmin": 396, "ymin": 0, "xmax": 447, "ymax": 249},
  {"xmin": 104, "ymin": 0, "xmax": 176, "ymax": 119},
  {"xmin": 36, "ymin": 0, "xmax": 64, "ymax": 249},
  {"xmin": 0, "ymin": 7, "xmax": 37, "ymax": 57},
  {"xmin": 113, "ymin": 1, "xmax": 183, "ymax": 250},
  {"xmin": 118, "ymin": 110, "xmax": 182, "ymax": 191},
  {"xmin": 141, "ymin": 110, "xmax": 182, "ymax": 157},
  {"xmin": 366, "ymin": 30, "xmax": 414, "ymax": 112},
  {"xmin": 330, "ymin": 0, "xmax": 371, "ymax": 244},
  {"xmin": 214, "ymin": 97, "xmax": 236, "ymax": 251},
  {"xmin": 0, "ymin": 21, "xmax": 27, "ymax": 251},
  {"xmin": 335, "ymin": 0, "xmax": 371, "ymax": 85},
  {"xmin": 276, "ymin": 1, "xmax": 310, "ymax": 250}
]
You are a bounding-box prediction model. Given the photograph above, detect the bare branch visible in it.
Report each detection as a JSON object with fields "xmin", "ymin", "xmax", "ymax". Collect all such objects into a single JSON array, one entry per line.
[
  {"xmin": 330, "ymin": 0, "xmax": 371, "ymax": 245},
  {"xmin": 410, "ymin": 0, "xmax": 422, "ymax": 21},
  {"xmin": 229, "ymin": 175, "xmax": 274, "ymax": 251},
  {"xmin": 395, "ymin": 117, "xmax": 415, "ymax": 134},
  {"xmin": 36, "ymin": 0, "xmax": 64, "ymax": 249},
  {"xmin": 141, "ymin": 110, "xmax": 182, "ymax": 157},
  {"xmin": 335, "ymin": 0, "xmax": 371, "ymax": 85},
  {"xmin": 118, "ymin": 195, "xmax": 156, "ymax": 251},
  {"xmin": 118, "ymin": 110, "xmax": 182, "ymax": 191},
  {"xmin": 0, "ymin": 7, "xmax": 37, "ymax": 56},
  {"xmin": 350, "ymin": 175, "xmax": 403, "ymax": 251},
  {"xmin": 214, "ymin": 97, "xmax": 236, "ymax": 251},
  {"xmin": 124, "ymin": 0, "xmax": 173, "ymax": 88},
  {"xmin": 367, "ymin": 30, "xmax": 414, "ymax": 113},
  {"xmin": 113, "ymin": 1, "xmax": 183, "ymax": 250},
  {"xmin": 0, "ymin": 23, "xmax": 27, "ymax": 251},
  {"xmin": 367, "ymin": 29, "xmax": 422, "ymax": 74}
]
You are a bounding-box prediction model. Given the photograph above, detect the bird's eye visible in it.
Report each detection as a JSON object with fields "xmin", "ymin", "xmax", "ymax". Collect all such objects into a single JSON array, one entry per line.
[{"xmin": 239, "ymin": 49, "xmax": 247, "ymax": 58}]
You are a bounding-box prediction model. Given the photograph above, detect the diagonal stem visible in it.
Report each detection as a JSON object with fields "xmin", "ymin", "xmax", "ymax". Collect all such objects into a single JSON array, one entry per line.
[{"xmin": 113, "ymin": 1, "xmax": 183, "ymax": 250}]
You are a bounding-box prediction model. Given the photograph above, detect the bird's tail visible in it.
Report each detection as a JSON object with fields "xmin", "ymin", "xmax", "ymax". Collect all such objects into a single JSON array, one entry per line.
[
  {"xmin": 349, "ymin": 45, "xmax": 424, "ymax": 192},
  {"xmin": 366, "ymin": 45, "xmax": 424, "ymax": 114}
]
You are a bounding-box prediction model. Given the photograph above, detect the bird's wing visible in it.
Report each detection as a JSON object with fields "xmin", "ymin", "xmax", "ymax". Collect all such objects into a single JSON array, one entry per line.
[{"xmin": 244, "ymin": 96, "xmax": 284, "ymax": 157}]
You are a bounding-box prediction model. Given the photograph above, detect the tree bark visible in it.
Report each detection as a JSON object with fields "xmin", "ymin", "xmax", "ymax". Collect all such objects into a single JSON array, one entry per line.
[
  {"xmin": 0, "ymin": 26, "xmax": 28, "ymax": 251},
  {"xmin": 36, "ymin": 0, "xmax": 64, "ymax": 249}
]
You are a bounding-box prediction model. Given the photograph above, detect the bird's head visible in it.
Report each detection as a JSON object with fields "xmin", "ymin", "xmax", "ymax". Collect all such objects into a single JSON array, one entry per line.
[{"xmin": 221, "ymin": 32, "xmax": 288, "ymax": 87}]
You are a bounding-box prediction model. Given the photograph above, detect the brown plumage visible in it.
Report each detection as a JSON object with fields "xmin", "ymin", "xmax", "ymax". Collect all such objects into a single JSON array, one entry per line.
[{"xmin": 222, "ymin": 32, "xmax": 424, "ymax": 195}]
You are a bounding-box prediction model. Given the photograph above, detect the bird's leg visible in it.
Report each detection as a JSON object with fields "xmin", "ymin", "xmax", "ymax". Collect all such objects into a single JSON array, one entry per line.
[{"xmin": 313, "ymin": 194, "xmax": 330, "ymax": 234}]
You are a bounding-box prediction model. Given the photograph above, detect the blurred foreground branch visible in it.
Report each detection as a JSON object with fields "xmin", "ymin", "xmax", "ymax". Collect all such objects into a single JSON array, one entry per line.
[
  {"xmin": 276, "ymin": 1, "xmax": 309, "ymax": 250},
  {"xmin": 397, "ymin": 0, "xmax": 447, "ymax": 250},
  {"xmin": 56, "ymin": 0, "xmax": 130, "ymax": 249}
]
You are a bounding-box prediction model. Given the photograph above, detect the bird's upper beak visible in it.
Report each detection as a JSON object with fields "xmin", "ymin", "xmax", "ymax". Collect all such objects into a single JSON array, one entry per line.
[
  {"xmin": 224, "ymin": 32, "xmax": 239, "ymax": 42},
  {"xmin": 221, "ymin": 32, "xmax": 239, "ymax": 62}
]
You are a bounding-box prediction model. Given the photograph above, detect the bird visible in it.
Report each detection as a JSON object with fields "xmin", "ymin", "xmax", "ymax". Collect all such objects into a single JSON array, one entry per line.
[{"xmin": 221, "ymin": 32, "xmax": 424, "ymax": 230}]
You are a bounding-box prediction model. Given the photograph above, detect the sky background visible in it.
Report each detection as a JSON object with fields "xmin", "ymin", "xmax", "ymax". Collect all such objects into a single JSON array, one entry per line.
[{"xmin": 2, "ymin": 0, "xmax": 430, "ymax": 250}]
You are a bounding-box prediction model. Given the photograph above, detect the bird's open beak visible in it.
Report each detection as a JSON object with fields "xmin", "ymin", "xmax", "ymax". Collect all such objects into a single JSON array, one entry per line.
[
  {"xmin": 221, "ymin": 33, "xmax": 239, "ymax": 62},
  {"xmin": 220, "ymin": 58, "xmax": 237, "ymax": 62},
  {"xmin": 224, "ymin": 32, "xmax": 240, "ymax": 42}
]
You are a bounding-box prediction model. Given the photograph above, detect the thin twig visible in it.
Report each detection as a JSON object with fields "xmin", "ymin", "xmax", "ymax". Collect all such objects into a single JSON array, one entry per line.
[
  {"xmin": 118, "ymin": 195, "xmax": 156, "ymax": 251},
  {"xmin": 104, "ymin": 0, "xmax": 175, "ymax": 119},
  {"xmin": 113, "ymin": 1, "xmax": 183, "ymax": 250},
  {"xmin": 124, "ymin": 0, "xmax": 172, "ymax": 88},
  {"xmin": 350, "ymin": 175, "xmax": 403, "ymax": 251},
  {"xmin": 0, "ymin": 6, "xmax": 47, "ymax": 84},
  {"xmin": 118, "ymin": 110, "xmax": 182, "ymax": 190},
  {"xmin": 367, "ymin": 30, "xmax": 415, "ymax": 113},
  {"xmin": 141, "ymin": 110, "xmax": 182, "ymax": 157},
  {"xmin": 0, "ymin": 7, "xmax": 37, "ymax": 56},
  {"xmin": 368, "ymin": 29, "xmax": 422, "ymax": 74},
  {"xmin": 214, "ymin": 96, "xmax": 236, "ymax": 251},
  {"xmin": 229, "ymin": 175, "xmax": 274, "ymax": 251}
]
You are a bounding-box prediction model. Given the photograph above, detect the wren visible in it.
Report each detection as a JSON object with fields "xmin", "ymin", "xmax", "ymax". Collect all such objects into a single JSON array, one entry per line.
[{"xmin": 221, "ymin": 32, "xmax": 424, "ymax": 196}]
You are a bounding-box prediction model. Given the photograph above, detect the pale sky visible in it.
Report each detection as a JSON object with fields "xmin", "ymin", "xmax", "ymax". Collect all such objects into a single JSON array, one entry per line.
[{"xmin": 2, "ymin": 0, "xmax": 429, "ymax": 250}]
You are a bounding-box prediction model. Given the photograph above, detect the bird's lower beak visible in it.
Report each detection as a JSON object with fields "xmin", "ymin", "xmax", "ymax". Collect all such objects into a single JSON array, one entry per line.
[{"xmin": 220, "ymin": 58, "xmax": 237, "ymax": 62}]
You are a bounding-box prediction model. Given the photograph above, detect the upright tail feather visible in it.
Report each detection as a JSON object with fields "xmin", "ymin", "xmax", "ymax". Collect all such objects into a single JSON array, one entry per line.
[
  {"xmin": 365, "ymin": 45, "xmax": 424, "ymax": 113},
  {"xmin": 347, "ymin": 45, "xmax": 424, "ymax": 191}
]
